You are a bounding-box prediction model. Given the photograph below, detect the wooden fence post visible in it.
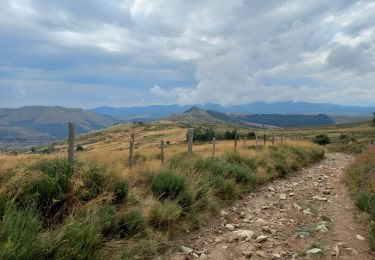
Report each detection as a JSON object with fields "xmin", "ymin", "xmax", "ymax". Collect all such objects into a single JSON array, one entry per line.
[
  {"xmin": 234, "ymin": 132, "xmax": 238, "ymax": 151},
  {"xmin": 212, "ymin": 137, "xmax": 216, "ymax": 157},
  {"xmin": 243, "ymin": 137, "xmax": 246, "ymax": 147},
  {"xmin": 281, "ymin": 129, "xmax": 284, "ymax": 144},
  {"xmin": 272, "ymin": 131, "xmax": 275, "ymax": 145},
  {"xmin": 187, "ymin": 128, "xmax": 193, "ymax": 157},
  {"xmin": 160, "ymin": 139, "xmax": 164, "ymax": 165},
  {"xmin": 255, "ymin": 133, "xmax": 259, "ymax": 149},
  {"xmin": 68, "ymin": 122, "xmax": 75, "ymax": 162},
  {"xmin": 128, "ymin": 127, "xmax": 134, "ymax": 167},
  {"xmin": 263, "ymin": 132, "xmax": 266, "ymax": 147}
]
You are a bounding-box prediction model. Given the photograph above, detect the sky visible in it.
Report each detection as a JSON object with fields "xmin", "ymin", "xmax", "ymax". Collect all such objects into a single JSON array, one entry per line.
[{"xmin": 0, "ymin": 0, "xmax": 375, "ymax": 108}]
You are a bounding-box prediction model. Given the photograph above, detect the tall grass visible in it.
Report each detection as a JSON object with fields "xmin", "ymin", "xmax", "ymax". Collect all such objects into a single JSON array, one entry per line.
[
  {"xmin": 0, "ymin": 141, "xmax": 324, "ymax": 259},
  {"xmin": 0, "ymin": 205, "xmax": 41, "ymax": 259},
  {"xmin": 344, "ymin": 148, "xmax": 375, "ymax": 252}
]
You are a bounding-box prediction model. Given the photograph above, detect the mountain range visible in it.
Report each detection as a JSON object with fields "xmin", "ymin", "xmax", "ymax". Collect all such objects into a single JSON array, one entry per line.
[
  {"xmin": 0, "ymin": 101, "xmax": 373, "ymax": 149},
  {"xmin": 166, "ymin": 107, "xmax": 334, "ymax": 128},
  {"xmin": 91, "ymin": 101, "xmax": 375, "ymax": 120}
]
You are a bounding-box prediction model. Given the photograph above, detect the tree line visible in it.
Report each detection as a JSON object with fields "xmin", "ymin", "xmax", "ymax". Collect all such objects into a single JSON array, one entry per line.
[{"xmin": 187, "ymin": 127, "xmax": 256, "ymax": 142}]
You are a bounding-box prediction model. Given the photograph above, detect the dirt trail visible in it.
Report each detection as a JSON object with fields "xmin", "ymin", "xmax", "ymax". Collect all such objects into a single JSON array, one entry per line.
[{"xmin": 170, "ymin": 153, "xmax": 372, "ymax": 260}]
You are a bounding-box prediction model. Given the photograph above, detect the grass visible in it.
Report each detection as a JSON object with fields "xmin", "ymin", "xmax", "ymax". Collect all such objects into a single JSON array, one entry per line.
[
  {"xmin": 0, "ymin": 121, "xmax": 328, "ymax": 258},
  {"xmin": 344, "ymin": 147, "xmax": 375, "ymax": 253}
]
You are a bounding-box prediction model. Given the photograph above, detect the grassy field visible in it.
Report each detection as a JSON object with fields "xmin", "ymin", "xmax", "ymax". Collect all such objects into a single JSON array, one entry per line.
[
  {"xmin": 0, "ymin": 119, "xmax": 330, "ymax": 259},
  {"xmin": 0, "ymin": 120, "xmax": 373, "ymax": 259}
]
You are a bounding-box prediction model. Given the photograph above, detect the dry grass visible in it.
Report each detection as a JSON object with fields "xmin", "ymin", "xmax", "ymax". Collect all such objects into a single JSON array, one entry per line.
[{"xmin": 0, "ymin": 121, "xmax": 327, "ymax": 258}]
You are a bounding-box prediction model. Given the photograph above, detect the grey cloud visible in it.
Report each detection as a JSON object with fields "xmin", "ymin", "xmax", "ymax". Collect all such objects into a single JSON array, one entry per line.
[
  {"xmin": 326, "ymin": 45, "xmax": 374, "ymax": 74},
  {"xmin": 0, "ymin": 0, "xmax": 374, "ymax": 107}
]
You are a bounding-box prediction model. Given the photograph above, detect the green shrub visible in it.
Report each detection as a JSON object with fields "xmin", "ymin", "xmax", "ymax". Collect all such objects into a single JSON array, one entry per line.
[
  {"xmin": 21, "ymin": 173, "xmax": 67, "ymax": 218},
  {"xmin": 194, "ymin": 157, "xmax": 226, "ymax": 176},
  {"xmin": 149, "ymin": 200, "xmax": 182, "ymax": 229},
  {"xmin": 79, "ymin": 165, "xmax": 106, "ymax": 201},
  {"xmin": 95, "ymin": 204, "xmax": 117, "ymax": 238},
  {"xmin": 112, "ymin": 179, "xmax": 129, "ymax": 204},
  {"xmin": 19, "ymin": 158, "xmax": 74, "ymax": 217},
  {"xmin": 49, "ymin": 212, "xmax": 102, "ymax": 259},
  {"xmin": 226, "ymin": 164, "xmax": 256, "ymax": 186},
  {"xmin": 224, "ymin": 152, "xmax": 257, "ymax": 169},
  {"xmin": 0, "ymin": 205, "xmax": 41, "ymax": 259},
  {"xmin": 312, "ymin": 134, "xmax": 330, "ymax": 145},
  {"xmin": 76, "ymin": 145, "xmax": 84, "ymax": 152},
  {"xmin": 209, "ymin": 175, "xmax": 240, "ymax": 200},
  {"xmin": 151, "ymin": 170, "xmax": 188, "ymax": 200},
  {"xmin": 117, "ymin": 208, "xmax": 146, "ymax": 238},
  {"xmin": 0, "ymin": 193, "xmax": 9, "ymax": 217},
  {"xmin": 356, "ymin": 193, "xmax": 375, "ymax": 218}
]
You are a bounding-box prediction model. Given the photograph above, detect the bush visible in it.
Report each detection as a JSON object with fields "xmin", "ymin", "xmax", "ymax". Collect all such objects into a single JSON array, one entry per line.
[
  {"xmin": 79, "ymin": 165, "xmax": 106, "ymax": 201},
  {"xmin": 48, "ymin": 212, "xmax": 103, "ymax": 259},
  {"xmin": 194, "ymin": 157, "xmax": 226, "ymax": 176},
  {"xmin": 112, "ymin": 179, "xmax": 129, "ymax": 204},
  {"xmin": 21, "ymin": 159, "xmax": 74, "ymax": 217},
  {"xmin": 355, "ymin": 193, "xmax": 375, "ymax": 219},
  {"xmin": 149, "ymin": 200, "xmax": 182, "ymax": 229},
  {"xmin": 0, "ymin": 205, "xmax": 41, "ymax": 259},
  {"xmin": 312, "ymin": 134, "xmax": 330, "ymax": 145},
  {"xmin": 224, "ymin": 152, "xmax": 257, "ymax": 169},
  {"xmin": 209, "ymin": 175, "xmax": 239, "ymax": 200},
  {"xmin": 117, "ymin": 208, "xmax": 146, "ymax": 238},
  {"xmin": 151, "ymin": 170, "xmax": 188, "ymax": 200},
  {"xmin": 76, "ymin": 145, "xmax": 84, "ymax": 152},
  {"xmin": 226, "ymin": 164, "xmax": 257, "ymax": 186}
]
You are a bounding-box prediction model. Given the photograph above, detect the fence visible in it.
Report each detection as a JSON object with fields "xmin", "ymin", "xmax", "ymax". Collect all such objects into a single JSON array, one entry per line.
[{"xmin": 2, "ymin": 123, "xmax": 373, "ymax": 164}]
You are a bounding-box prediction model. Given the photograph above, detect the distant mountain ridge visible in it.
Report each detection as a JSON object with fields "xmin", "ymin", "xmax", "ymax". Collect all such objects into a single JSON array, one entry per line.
[
  {"xmin": 166, "ymin": 107, "xmax": 335, "ymax": 128},
  {"xmin": 90, "ymin": 101, "xmax": 375, "ymax": 121},
  {"xmin": 0, "ymin": 106, "xmax": 115, "ymax": 149}
]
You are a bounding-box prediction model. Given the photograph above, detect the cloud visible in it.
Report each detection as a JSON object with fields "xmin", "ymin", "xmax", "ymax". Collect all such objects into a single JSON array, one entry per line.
[
  {"xmin": 326, "ymin": 45, "xmax": 374, "ymax": 74},
  {"xmin": 0, "ymin": 0, "xmax": 375, "ymax": 107}
]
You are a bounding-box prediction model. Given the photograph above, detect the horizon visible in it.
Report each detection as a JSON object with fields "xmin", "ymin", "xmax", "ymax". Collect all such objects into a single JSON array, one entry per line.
[
  {"xmin": 1, "ymin": 100, "xmax": 375, "ymax": 110},
  {"xmin": 1, "ymin": 1, "xmax": 375, "ymax": 107}
]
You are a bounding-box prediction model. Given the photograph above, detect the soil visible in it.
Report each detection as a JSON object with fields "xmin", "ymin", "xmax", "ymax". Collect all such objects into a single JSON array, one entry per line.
[{"xmin": 169, "ymin": 153, "xmax": 373, "ymax": 260}]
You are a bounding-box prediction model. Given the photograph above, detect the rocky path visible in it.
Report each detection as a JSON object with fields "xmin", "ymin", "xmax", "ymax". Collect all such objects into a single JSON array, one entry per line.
[{"xmin": 171, "ymin": 153, "xmax": 372, "ymax": 260}]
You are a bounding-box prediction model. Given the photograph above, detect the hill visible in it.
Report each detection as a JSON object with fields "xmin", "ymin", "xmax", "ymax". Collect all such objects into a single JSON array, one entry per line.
[
  {"xmin": 166, "ymin": 107, "xmax": 335, "ymax": 128},
  {"xmin": 90, "ymin": 101, "xmax": 375, "ymax": 121},
  {"xmin": 0, "ymin": 106, "xmax": 115, "ymax": 148}
]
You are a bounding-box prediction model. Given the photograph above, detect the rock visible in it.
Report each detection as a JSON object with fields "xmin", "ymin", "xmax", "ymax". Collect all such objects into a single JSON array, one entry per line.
[
  {"xmin": 272, "ymin": 253, "xmax": 281, "ymax": 259},
  {"xmin": 316, "ymin": 224, "xmax": 328, "ymax": 232},
  {"xmin": 255, "ymin": 235, "xmax": 268, "ymax": 243},
  {"xmin": 256, "ymin": 218, "xmax": 268, "ymax": 225},
  {"xmin": 356, "ymin": 234, "xmax": 365, "ymax": 241},
  {"xmin": 199, "ymin": 253, "xmax": 208, "ymax": 260},
  {"xmin": 232, "ymin": 229, "xmax": 256, "ymax": 240},
  {"xmin": 279, "ymin": 194, "xmax": 287, "ymax": 200},
  {"xmin": 225, "ymin": 224, "xmax": 235, "ymax": 231},
  {"xmin": 214, "ymin": 237, "xmax": 222, "ymax": 243},
  {"xmin": 180, "ymin": 246, "xmax": 194, "ymax": 254},
  {"xmin": 288, "ymin": 193, "xmax": 295, "ymax": 196},
  {"xmin": 242, "ymin": 251, "xmax": 253, "ymax": 258},
  {"xmin": 322, "ymin": 190, "xmax": 331, "ymax": 195},
  {"xmin": 268, "ymin": 187, "xmax": 276, "ymax": 192},
  {"xmin": 293, "ymin": 203, "xmax": 301, "ymax": 211},
  {"xmin": 262, "ymin": 226, "xmax": 272, "ymax": 233},
  {"xmin": 307, "ymin": 248, "xmax": 323, "ymax": 256},
  {"xmin": 303, "ymin": 209, "xmax": 313, "ymax": 215},
  {"xmin": 220, "ymin": 210, "xmax": 229, "ymax": 217},
  {"xmin": 256, "ymin": 250, "xmax": 268, "ymax": 258},
  {"xmin": 313, "ymin": 195, "xmax": 328, "ymax": 201}
]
